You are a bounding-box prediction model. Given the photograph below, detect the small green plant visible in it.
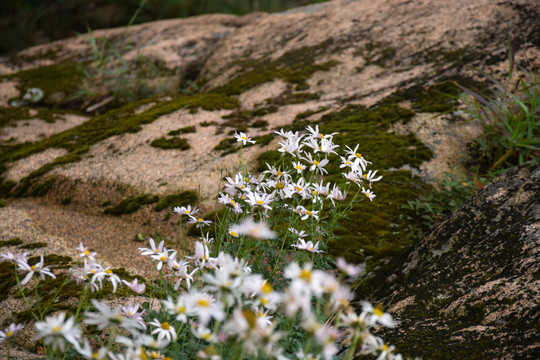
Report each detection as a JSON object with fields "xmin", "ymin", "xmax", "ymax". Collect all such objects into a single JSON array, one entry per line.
[
  {"xmin": 458, "ymin": 46, "xmax": 540, "ymax": 175},
  {"xmin": 405, "ymin": 172, "xmax": 485, "ymax": 231}
]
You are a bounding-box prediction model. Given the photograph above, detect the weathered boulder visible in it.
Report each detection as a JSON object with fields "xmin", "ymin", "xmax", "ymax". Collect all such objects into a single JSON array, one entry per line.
[{"xmin": 377, "ymin": 163, "xmax": 540, "ymax": 359}]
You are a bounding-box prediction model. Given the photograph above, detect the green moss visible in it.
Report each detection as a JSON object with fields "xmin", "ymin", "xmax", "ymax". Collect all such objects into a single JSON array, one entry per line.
[
  {"xmin": 28, "ymin": 177, "xmax": 56, "ymax": 197},
  {"xmin": 28, "ymin": 254, "xmax": 72, "ymax": 267},
  {"xmin": 353, "ymin": 42, "xmax": 397, "ymax": 71},
  {"xmin": 2, "ymin": 62, "xmax": 84, "ymax": 101},
  {"xmin": 214, "ymin": 138, "xmax": 238, "ymax": 153},
  {"xmin": 61, "ymin": 196, "xmax": 72, "ymax": 205},
  {"xmin": 150, "ymin": 137, "xmax": 190, "ymax": 150},
  {"xmin": 210, "ymin": 41, "xmax": 339, "ymax": 95},
  {"xmin": 168, "ymin": 125, "xmax": 196, "ymax": 136},
  {"xmin": 104, "ymin": 194, "xmax": 159, "ymax": 215},
  {"xmin": 0, "ymin": 237, "xmax": 24, "ymax": 247},
  {"xmin": 294, "ymin": 106, "xmax": 329, "ymax": 122},
  {"xmin": 153, "ymin": 190, "xmax": 198, "ymax": 212},
  {"xmin": 20, "ymin": 242, "xmax": 48, "ymax": 249}
]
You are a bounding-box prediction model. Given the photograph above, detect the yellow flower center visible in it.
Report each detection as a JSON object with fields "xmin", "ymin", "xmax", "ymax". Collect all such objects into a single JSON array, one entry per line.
[
  {"xmin": 197, "ymin": 299, "xmax": 210, "ymax": 307},
  {"xmin": 320, "ymin": 134, "xmax": 324, "ymax": 138},
  {"xmin": 356, "ymin": 152, "xmax": 362, "ymax": 158},
  {"xmin": 198, "ymin": 218, "xmax": 204, "ymax": 222},
  {"xmin": 277, "ymin": 182, "xmax": 285, "ymax": 189},
  {"xmin": 374, "ymin": 307, "xmax": 384, "ymax": 317},
  {"xmin": 382, "ymin": 344, "xmax": 389, "ymax": 351},
  {"xmin": 105, "ymin": 269, "xmax": 113, "ymax": 275},
  {"xmin": 306, "ymin": 210, "xmax": 312, "ymax": 216},
  {"xmin": 185, "ymin": 210, "xmax": 190, "ymax": 214},
  {"xmin": 84, "ymin": 250, "xmax": 90, "ymax": 256},
  {"xmin": 295, "ymin": 165, "xmax": 303, "ymax": 170},
  {"xmin": 161, "ymin": 322, "xmax": 170, "ymax": 330},
  {"xmin": 257, "ymin": 200, "xmax": 264, "ymax": 205},
  {"xmin": 363, "ymin": 174, "xmax": 367, "ymax": 179},
  {"xmin": 240, "ymin": 195, "xmax": 245, "ymax": 200},
  {"xmin": 262, "ymin": 282, "xmax": 273, "ymax": 294},
  {"xmin": 230, "ymin": 231, "xmax": 238, "ymax": 237},
  {"xmin": 51, "ymin": 326, "xmax": 62, "ymax": 333},
  {"xmin": 31, "ymin": 265, "xmax": 37, "ymax": 271},
  {"xmin": 295, "ymin": 186, "xmax": 302, "ymax": 192},
  {"xmin": 92, "ymin": 352, "xmax": 99, "ymax": 359},
  {"xmin": 309, "ymin": 246, "xmax": 313, "ymax": 251},
  {"xmin": 277, "ymin": 170, "xmax": 283, "ymax": 176},
  {"xmin": 242, "ymin": 136, "xmax": 247, "ymax": 141},
  {"xmin": 260, "ymin": 297, "xmax": 269, "ymax": 305},
  {"xmin": 299, "ymin": 269, "xmax": 311, "ymax": 281},
  {"xmin": 204, "ymin": 333, "xmax": 211, "ymax": 341},
  {"xmin": 230, "ymin": 199, "xmax": 236, "ymax": 205},
  {"xmin": 6, "ymin": 331, "xmax": 13, "ymax": 337},
  {"xmin": 160, "ymin": 256, "xmax": 167, "ymax": 261},
  {"xmin": 178, "ymin": 306, "xmax": 186, "ymax": 314},
  {"xmin": 313, "ymin": 160, "xmax": 319, "ymax": 166}
]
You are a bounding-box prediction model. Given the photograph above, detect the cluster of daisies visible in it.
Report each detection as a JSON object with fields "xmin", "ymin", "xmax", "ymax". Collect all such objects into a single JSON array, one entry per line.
[
  {"xmin": 0, "ymin": 125, "xmax": 409, "ymax": 359},
  {"xmin": 1, "ymin": 234, "xmax": 404, "ymax": 360}
]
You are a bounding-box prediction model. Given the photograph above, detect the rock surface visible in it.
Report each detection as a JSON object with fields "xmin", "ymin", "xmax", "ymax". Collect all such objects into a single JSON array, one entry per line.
[{"xmin": 377, "ymin": 163, "xmax": 540, "ymax": 359}]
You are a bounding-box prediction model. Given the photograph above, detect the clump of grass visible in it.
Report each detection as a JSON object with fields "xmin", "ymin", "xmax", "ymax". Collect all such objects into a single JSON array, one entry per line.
[{"xmin": 459, "ymin": 51, "xmax": 540, "ymax": 174}]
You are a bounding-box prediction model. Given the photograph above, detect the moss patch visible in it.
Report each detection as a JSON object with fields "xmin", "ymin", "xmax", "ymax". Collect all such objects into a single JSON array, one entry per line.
[
  {"xmin": 168, "ymin": 125, "xmax": 196, "ymax": 136},
  {"xmin": 20, "ymin": 242, "xmax": 48, "ymax": 249},
  {"xmin": 0, "ymin": 237, "xmax": 24, "ymax": 247},
  {"xmin": 2, "ymin": 62, "xmax": 84, "ymax": 104},
  {"xmin": 209, "ymin": 40, "xmax": 339, "ymax": 95},
  {"xmin": 104, "ymin": 194, "xmax": 159, "ymax": 215},
  {"xmin": 150, "ymin": 137, "xmax": 190, "ymax": 150},
  {"xmin": 153, "ymin": 190, "xmax": 198, "ymax": 212}
]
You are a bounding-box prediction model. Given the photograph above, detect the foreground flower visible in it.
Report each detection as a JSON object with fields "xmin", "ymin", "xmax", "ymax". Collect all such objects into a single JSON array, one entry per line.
[
  {"xmin": 234, "ymin": 131, "xmax": 256, "ymax": 145},
  {"xmin": 17, "ymin": 255, "xmax": 56, "ymax": 285},
  {"xmin": 0, "ymin": 323, "xmax": 24, "ymax": 343},
  {"xmin": 230, "ymin": 218, "xmax": 277, "ymax": 240},
  {"xmin": 35, "ymin": 313, "xmax": 81, "ymax": 352},
  {"xmin": 122, "ymin": 278, "xmax": 146, "ymax": 294},
  {"xmin": 336, "ymin": 257, "xmax": 365, "ymax": 279},
  {"xmin": 292, "ymin": 239, "xmax": 323, "ymax": 253},
  {"xmin": 361, "ymin": 187, "xmax": 376, "ymax": 201},
  {"xmin": 150, "ymin": 319, "xmax": 177, "ymax": 342}
]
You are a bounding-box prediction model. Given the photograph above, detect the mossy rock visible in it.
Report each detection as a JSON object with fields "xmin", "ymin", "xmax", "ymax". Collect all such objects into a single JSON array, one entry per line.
[
  {"xmin": 104, "ymin": 194, "xmax": 159, "ymax": 215},
  {"xmin": 209, "ymin": 40, "xmax": 339, "ymax": 95},
  {"xmin": 0, "ymin": 93, "xmax": 240, "ymax": 197},
  {"xmin": 2, "ymin": 62, "xmax": 84, "ymax": 105}
]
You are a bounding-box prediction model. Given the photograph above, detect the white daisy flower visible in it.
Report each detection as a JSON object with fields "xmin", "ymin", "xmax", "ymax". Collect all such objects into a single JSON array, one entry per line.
[
  {"xmin": 35, "ymin": 313, "xmax": 81, "ymax": 352},
  {"xmin": 150, "ymin": 319, "xmax": 177, "ymax": 342}
]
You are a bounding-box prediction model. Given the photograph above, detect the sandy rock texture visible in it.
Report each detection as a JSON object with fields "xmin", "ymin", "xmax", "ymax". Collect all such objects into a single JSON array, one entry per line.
[{"xmin": 376, "ymin": 163, "xmax": 540, "ymax": 359}]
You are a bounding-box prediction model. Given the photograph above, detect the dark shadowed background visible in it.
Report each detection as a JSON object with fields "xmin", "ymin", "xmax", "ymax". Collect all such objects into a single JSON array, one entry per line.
[{"xmin": 0, "ymin": 0, "xmax": 327, "ymax": 55}]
